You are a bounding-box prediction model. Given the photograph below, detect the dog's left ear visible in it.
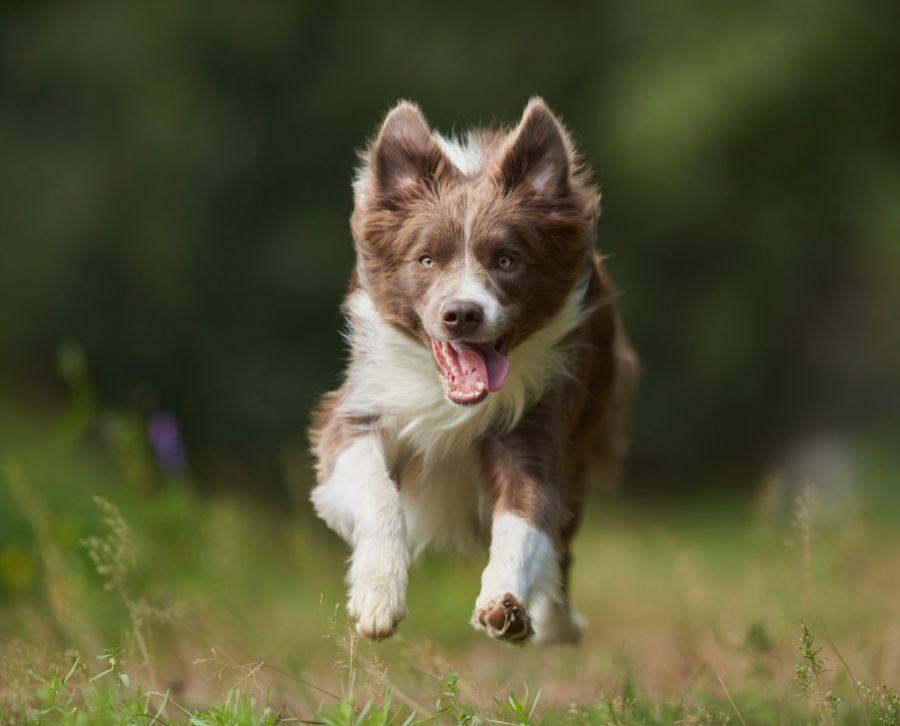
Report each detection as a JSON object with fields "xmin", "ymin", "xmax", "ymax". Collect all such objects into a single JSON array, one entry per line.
[{"xmin": 494, "ymin": 98, "xmax": 572, "ymax": 200}]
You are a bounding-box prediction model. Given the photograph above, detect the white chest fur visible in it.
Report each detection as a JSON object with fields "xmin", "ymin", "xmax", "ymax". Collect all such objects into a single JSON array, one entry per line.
[
  {"xmin": 335, "ymin": 285, "xmax": 589, "ymax": 553},
  {"xmin": 390, "ymin": 445, "xmax": 488, "ymax": 554}
]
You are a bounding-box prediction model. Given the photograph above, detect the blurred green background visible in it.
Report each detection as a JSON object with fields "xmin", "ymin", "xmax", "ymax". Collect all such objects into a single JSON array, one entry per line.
[
  {"xmin": 3, "ymin": 3, "xmax": 900, "ymax": 719},
  {"xmin": 2, "ymin": 0, "xmax": 899, "ymax": 497}
]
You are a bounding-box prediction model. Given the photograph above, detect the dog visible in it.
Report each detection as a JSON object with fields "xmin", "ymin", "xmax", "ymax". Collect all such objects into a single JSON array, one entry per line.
[{"xmin": 310, "ymin": 98, "xmax": 638, "ymax": 644}]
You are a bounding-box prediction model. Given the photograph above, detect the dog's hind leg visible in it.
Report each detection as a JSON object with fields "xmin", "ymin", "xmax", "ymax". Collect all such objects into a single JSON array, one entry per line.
[
  {"xmin": 531, "ymin": 545, "xmax": 586, "ymax": 644},
  {"xmin": 311, "ymin": 433, "xmax": 409, "ymax": 641},
  {"xmin": 532, "ymin": 463, "xmax": 588, "ymax": 644}
]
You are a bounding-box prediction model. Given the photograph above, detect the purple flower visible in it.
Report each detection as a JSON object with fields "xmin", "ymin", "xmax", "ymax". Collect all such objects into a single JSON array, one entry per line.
[{"xmin": 148, "ymin": 411, "xmax": 187, "ymax": 476}]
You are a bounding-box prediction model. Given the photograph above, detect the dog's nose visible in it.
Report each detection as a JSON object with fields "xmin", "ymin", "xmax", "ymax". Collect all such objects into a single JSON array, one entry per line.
[{"xmin": 441, "ymin": 300, "xmax": 484, "ymax": 336}]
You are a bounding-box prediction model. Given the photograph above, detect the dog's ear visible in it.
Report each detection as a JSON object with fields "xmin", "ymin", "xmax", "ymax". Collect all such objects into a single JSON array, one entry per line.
[
  {"xmin": 494, "ymin": 98, "xmax": 572, "ymax": 200},
  {"xmin": 368, "ymin": 101, "xmax": 454, "ymax": 206}
]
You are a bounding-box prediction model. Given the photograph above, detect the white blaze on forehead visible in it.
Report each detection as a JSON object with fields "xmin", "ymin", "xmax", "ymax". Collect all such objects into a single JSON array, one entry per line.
[
  {"xmin": 446, "ymin": 195, "xmax": 502, "ymax": 334},
  {"xmin": 463, "ymin": 196, "xmax": 475, "ymax": 248}
]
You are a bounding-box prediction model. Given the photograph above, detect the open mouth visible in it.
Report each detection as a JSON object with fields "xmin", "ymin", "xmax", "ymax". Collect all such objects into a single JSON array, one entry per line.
[{"xmin": 431, "ymin": 335, "xmax": 511, "ymax": 406}]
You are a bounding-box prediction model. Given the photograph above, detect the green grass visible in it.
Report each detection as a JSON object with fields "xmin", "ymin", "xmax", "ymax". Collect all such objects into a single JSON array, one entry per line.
[
  {"xmin": 7, "ymin": 628, "xmax": 900, "ymax": 724},
  {"xmin": 1, "ymin": 398, "xmax": 900, "ymax": 723}
]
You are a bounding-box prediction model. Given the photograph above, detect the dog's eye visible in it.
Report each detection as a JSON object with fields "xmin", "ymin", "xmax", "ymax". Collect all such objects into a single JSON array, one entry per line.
[
  {"xmin": 419, "ymin": 256, "xmax": 434, "ymax": 268},
  {"xmin": 497, "ymin": 255, "xmax": 514, "ymax": 270}
]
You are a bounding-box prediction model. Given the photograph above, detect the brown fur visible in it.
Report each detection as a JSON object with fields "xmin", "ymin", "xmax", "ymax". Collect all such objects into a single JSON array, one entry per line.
[{"xmin": 310, "ymin": 98, "xmax": 638, "ymax": 638}]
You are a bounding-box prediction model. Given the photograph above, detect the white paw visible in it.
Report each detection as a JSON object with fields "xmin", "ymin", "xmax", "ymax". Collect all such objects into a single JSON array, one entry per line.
[{"xmin": 347, "ymin": 555, "xmax": 408, "ymax": 641}]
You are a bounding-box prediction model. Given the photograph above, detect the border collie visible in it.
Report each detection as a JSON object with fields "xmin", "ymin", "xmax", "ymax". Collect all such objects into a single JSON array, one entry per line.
[{"xmin": 310, "ymin": 98, "xmax": 638, "ymax": 644}]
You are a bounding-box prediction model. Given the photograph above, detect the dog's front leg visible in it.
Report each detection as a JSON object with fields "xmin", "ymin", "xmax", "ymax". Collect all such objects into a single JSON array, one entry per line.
[
  {"xmin": 311, "ymin": 434, "xmax": 408, "ymax": 640},
  {"xmin": 472, "ymin": 438, "xmax": 561, "ymax": 644},
  {"xmin": 472, "ymin": 512, "xmax": 559, "ymax": 643}
]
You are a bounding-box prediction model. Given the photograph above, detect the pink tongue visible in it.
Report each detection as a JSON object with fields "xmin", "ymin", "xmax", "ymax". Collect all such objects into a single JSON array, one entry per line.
[{"xmin": 450, "ymin": 341, "xmax": 510, "ymax": 393}]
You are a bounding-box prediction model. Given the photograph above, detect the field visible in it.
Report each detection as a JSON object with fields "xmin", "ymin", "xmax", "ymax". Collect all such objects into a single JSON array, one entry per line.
[
  {"xmin": 4, "ymin": 2, "xmax": 900, "ymax": 723},
  {"xmin": 2, "ymin": 404, "xmax": 899, "ymax": 725}
]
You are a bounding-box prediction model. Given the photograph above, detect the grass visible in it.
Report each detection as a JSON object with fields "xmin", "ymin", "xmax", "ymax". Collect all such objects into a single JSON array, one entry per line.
[{"xmin": 1, "ymin": 391, "xmax": 900, "ymax": 723}]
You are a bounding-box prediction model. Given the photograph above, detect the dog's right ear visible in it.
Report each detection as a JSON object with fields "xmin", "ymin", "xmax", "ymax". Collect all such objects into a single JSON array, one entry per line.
[{"xmin": 365, "ymin": 102, "xmax": 454, "ymax": 208}]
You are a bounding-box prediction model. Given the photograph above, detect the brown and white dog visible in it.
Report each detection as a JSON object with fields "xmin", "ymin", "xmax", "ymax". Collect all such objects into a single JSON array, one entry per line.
[{"xmin": 310, "ymin": 98, "xmax": 638, "ymax": 644}]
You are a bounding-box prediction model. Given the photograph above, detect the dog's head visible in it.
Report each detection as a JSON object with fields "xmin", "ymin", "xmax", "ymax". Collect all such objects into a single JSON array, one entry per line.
[{"xmin": 351, "ymin": 99, "xmax": 598, "ymax": 406}]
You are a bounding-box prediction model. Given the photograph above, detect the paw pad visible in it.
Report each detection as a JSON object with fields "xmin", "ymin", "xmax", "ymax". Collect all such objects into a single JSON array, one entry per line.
[{"xmin": 473, "ymin": 593, "xmax": 533, "ymax": 643}]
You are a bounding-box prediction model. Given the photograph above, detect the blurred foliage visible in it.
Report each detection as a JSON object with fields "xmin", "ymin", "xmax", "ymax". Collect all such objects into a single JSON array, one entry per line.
[{"xmin": 1, "ymin": 1, "xmax": 899, "ymax": 494}]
